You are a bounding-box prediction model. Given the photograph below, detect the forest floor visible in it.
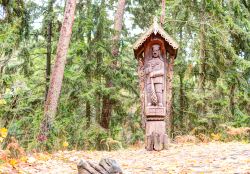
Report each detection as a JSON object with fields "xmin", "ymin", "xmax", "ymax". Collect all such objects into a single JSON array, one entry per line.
[{"xmin": 0, "ymin": 142, "xmax": 250, "ymax": 174}]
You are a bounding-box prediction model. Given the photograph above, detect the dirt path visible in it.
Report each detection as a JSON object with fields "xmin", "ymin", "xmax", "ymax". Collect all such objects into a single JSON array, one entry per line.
[{"xmin": 1, "ymin": 142, "xmax": 250, "ymax": 174}]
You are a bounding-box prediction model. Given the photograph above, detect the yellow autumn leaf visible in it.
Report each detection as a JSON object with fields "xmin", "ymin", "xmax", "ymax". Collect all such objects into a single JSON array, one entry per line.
[
  {"xmin": 63, "ymin": 141, "xmax": 69, "ymax": 147},
  {"xmin": 0, "ymin": 137, "xmax": 4, "ymax": 143},
  {"xmin": 0, "ymin": 99, "xmax": 7, "ymax": 105},
  {"xmin": 0, "ymin": 128, "xmax": 8, "ymax": 138},
  {"xmin": 211, "ymin": 133, "xmax": 221, "ymax": 141},
  {"xmin": 9, "ymin": 158, "xmax": 17, "ymax": 167}
]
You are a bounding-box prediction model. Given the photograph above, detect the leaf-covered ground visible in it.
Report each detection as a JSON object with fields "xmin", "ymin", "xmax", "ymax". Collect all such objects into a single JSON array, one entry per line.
[{"xmin": 1, "ymin": 142, "xmax": 250, "ymax": 174}]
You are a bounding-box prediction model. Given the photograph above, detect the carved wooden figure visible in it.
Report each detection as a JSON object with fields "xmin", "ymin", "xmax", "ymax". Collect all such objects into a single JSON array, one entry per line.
[{"xmin": 133, "ymin": 18, "xmax": 178, "ymax": 151}]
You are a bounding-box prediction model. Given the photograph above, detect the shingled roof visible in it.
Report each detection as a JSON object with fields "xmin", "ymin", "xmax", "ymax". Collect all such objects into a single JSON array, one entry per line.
[{"xmin": 133, "ymin": 18, "xmax": 179, "ymax": 51}]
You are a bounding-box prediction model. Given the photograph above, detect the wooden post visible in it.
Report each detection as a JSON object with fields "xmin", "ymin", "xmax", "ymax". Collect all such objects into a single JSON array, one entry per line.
[
  {"xmin": 133, "ymin": 18, "xmax": 178, "ymax": 151},
  {"xmin": 143, "ymin": 41, "xmax": 168, "ymax": 151}
]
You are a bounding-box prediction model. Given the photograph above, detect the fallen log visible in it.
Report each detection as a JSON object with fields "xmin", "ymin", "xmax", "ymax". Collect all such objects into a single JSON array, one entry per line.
[{"xmin": 77, "ymin": 158, "xmax": 123, "ymax": 174}]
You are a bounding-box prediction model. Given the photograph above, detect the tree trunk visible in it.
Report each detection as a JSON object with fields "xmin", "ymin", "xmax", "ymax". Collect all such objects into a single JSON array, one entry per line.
[
  {"xmin": 111, "ymin": 0, "xmax": 126, "ymax": 57},
  {"xmin": 198, "ymin": 23, "xmax": 206, "ymax": 92},
  {"xmin": 45, "ymin": 0, "xmax": 55, "ymax": 99},
  {"xmin": 138, "ymin": 57, "xmax": 146, "ymax": 128},
  {"xmin": 179, "ymin": 73, "xmax": 184, "ymax": 128},
  {"xmin": 95, "ymin": 50, "xmax": 102, "ymax": 123},
  {"xmin": 86, "ymin": 100, "xmax": 91, "ymax": 127},
  {"xmin": 230, "ymin": 83, "xmax": 236, "ymax": 116},
  {"xmin": 198, "ymin": 0, "xmax": 206, "ymax": 118},
  {"xmin": 101, "ymin": 90, "xmax": 113, "ymax": 129},
  {"xmin": 160, "ymin": 0, "xmax": 166, "ymax": 26},
  {"xmin": 93, "ymin": 0, "xmax": 105, "ymax": 123},
  {"xmin": 100, "ymin": 0, "xmax": 126, "ymax": 129},
  {"xmin": 39, "ymin": 0, "xmax": 76, "ymax": 138},
  {"xmin": 178, "ymin": 26, "xmax": 184, "ymax": 130},
  {"xmin": 85, "ymin": 0, "xmax": 92, "ymax": 127},
  {"xmin": 166, "ymin": 54, "xmax": 175, "ymax": 138},
  {"xmin": 198, "ymin": 1, "xmax": 206, "ymax": 93}
]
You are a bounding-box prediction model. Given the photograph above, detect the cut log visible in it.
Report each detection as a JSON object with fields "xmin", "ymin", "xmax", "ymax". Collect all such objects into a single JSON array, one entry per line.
[{"xmin": 77, "ymin": 158, "xmax": 122, "ymax": 174}]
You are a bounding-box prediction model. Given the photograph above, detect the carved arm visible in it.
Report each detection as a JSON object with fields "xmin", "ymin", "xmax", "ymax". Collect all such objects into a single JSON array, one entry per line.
[{"xmin": 150, "ymin": 69, "xmax": 164, "ymax": 78}]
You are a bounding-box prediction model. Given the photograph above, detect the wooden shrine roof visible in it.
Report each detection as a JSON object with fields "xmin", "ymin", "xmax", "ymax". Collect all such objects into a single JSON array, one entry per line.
[{"xmin": 133, "ymin": 18, "xmax": 179, "ymax": 51}]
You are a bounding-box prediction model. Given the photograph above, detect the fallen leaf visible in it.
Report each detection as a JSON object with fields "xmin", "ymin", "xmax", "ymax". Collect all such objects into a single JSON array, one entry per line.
[
  {"xmin": 63, "ymin": 141, "xmax": 69, "ymax": 148},
  {"xmin": 9, "ymin": 159, "xmax": 17, "ymax": 167}
]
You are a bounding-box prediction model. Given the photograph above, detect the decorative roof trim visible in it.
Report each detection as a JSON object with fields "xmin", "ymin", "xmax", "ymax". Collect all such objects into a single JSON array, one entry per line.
[{"xmin": 133, "ymin": 18, "xmax": 179, "ymax": 51}]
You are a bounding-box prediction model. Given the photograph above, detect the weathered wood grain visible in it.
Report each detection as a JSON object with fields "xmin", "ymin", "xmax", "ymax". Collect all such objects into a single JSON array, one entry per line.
[{"xmin": 77, "ymin": 158, "xmax": 122, "ymax": 174}]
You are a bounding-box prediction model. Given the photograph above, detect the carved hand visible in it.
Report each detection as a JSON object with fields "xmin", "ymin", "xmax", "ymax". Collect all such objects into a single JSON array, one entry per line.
[{"xmin": 145, "ymin": 67, "xmax": 151, "ymax": 75}]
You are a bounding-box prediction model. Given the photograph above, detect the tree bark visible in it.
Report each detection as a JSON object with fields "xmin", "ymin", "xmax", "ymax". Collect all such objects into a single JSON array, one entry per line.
[
  {"xmin": 166, "ymin": 54, "xmax": 174, "ymax": 138},
  {"xmin": 100, "ymin": 0, "xmax": 126, "ymax": 129},
  {"xmin": 178, "ymin": 27, "xmax": 184, "ymax": 130},
  {"xmin": 111, "ymin": 0, "xmax": 126, "ymax": 57},
  {"xmin": 94, "ymin": 0, "xmax": 105, "ymax": 123},
  {"xmin": 160, "ymin": 0, "xmax": 166, "ymax": 26},
  {"xmin": 138, "ymin": 57, "xmax": 145, "ymax": 128},
  {"xmin": 39, "ymin": 0, "xmax": 76, "ymax": 138},
  {"xmin": 230, "ymin": 83, "xmax": 236, "ymax": 116},
  {"xmin": 198, "ymin": 0, "xmax": 206, "ymax": 118},
  {"xmin": 85, "ymin": 0, "xmax": 92, "ymax": 127},
  {"xmin": 45, "ymin": 0, "xmax": 55, "ymax": 99},
  {"xmin": 198, "ymin": 23, "xmax": 206, "ymax": 92},
  {"xmin": 198, "ymin": 0, "xmax": 206, "ymax": 93},
  {"xmin": 179, "ymin": 73, "xmax": 184, "ymax": 127}
]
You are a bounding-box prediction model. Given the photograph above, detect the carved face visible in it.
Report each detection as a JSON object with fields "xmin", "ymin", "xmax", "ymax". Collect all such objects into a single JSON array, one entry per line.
[{"xmin": 152, "ymin": 44, "xmax": 160, "ymax": 58}]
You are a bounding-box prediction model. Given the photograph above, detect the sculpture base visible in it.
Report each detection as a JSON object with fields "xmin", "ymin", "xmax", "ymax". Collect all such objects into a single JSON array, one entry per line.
[{"xmin": 145, "ymin": 121, "xmax": 168, "ymax": 151}]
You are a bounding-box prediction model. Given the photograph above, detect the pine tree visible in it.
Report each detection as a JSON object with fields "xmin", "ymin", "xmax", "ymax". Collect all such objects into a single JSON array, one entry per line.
[
  {"xmin": 39, "ymin": 0, "xmax": 76, "ymax": 140},
  {"xmin": 100, "ymin": 0, "xmax": 126, "ymax": 129}
]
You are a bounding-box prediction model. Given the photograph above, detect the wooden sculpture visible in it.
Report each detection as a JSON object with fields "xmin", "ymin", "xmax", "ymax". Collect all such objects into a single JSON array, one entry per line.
[{"xmin": 133, "ymin": 18, "xmax": 179, "ymax": 151}]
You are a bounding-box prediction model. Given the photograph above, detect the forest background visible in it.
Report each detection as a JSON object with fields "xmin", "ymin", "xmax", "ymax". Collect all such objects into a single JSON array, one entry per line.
[{"xmin": 0, "ymin": 0, "xmax": 249, "ymax": 151}]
